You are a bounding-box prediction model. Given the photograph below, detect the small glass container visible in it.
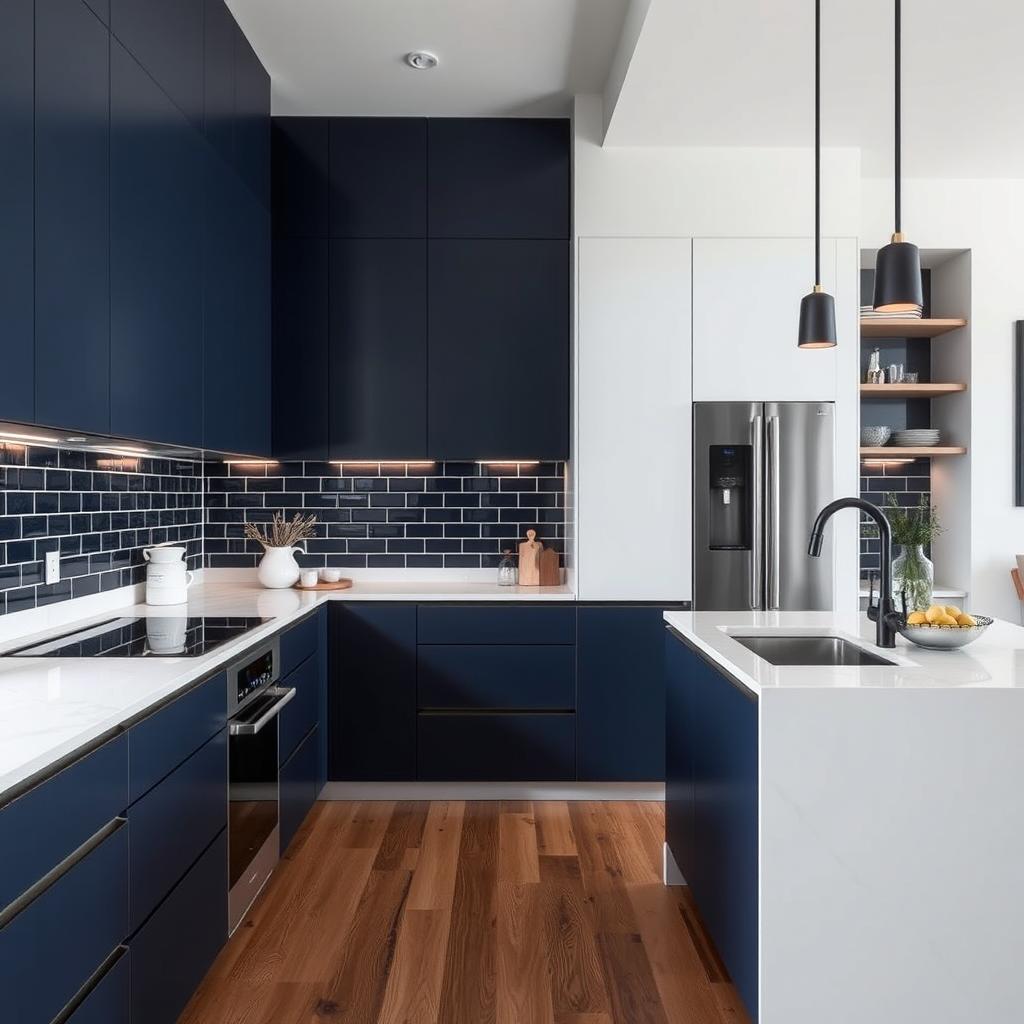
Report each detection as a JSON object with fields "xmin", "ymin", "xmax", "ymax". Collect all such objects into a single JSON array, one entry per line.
[
  {"xmin": 497, "ymin": 549, "xmax": 517, "ymax": 586},
  {"xmin": 903, "ymin": 371, "xmax": 919, "ymax": 384}
]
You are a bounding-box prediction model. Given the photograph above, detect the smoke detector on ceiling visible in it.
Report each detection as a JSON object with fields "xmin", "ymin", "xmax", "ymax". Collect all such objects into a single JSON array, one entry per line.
[{"xmin": 405, "ymin": 51, "xmax": 439, "ymax": 70}]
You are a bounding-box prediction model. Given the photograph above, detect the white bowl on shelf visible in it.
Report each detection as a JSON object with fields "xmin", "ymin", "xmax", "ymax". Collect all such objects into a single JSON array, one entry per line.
[{"xmin": 861, "ymin": 426, "xmax": 892, "ymax": 446}]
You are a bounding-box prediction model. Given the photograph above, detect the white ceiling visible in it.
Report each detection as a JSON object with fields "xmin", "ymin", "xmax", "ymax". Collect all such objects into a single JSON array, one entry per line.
[
  {"xmin": 229, "ymin": 0, "xmax": 1024, "ymax": 178},
  {"xmin": 605, "ymin": 0, "xmax": 1024, "ymax": 178},
  {"xmin": 228, "ymin": 0, "xmax": 630, "ymax": 117}
]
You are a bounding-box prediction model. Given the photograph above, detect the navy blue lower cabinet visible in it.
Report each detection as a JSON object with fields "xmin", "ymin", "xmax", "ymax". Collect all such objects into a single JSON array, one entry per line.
[
  {"xmin": 279, "ymin": 653, "xmax": 319, "ymax": 766},
  {"xmin": 64, "ymin": 947, "xmax": 130, "ymax": 1024},
  {"xmin": 281, "ymin": 611, "xmax": 320, "ymax": 675},
  {"xmin": 329, "ymin": 604, "xmax": 417, "ymax": 780},
  {"xmin": 130, "ymin": 828, "xmax": 227, "ymax": 1024},
  {"xmin": 280, "ymin": 725, "xmax": 319, "ymax": 853},
  {"xmin": 128, "ymin": 729, "xmax": 227, "ymax": 931},
  {"xmin": 0, "ymin": 818, "xmax": 129, "ymax": 1024},
  {"xmin": 667, "ymin": 632, "xmax": 759, "ymax": 1021},
  {"xmin": 416, "ymin": 603, "xmax": 576, "ymax": 645},
  {"xmin": 0, "ymin": 732, "xmax": 128, "ymax": 911},
  {"xmin": 128, "ymin": 671, "xmax": 226, "ymax": 805},
  {"xmin": 665, "ymin": 630, "xmax": 696, "ymax": 883},
  {"xmin": 578, "ymin": 606, "xmax": 667, "ymax": 781},
  {"xmin": 417, "ymin": 644, "xmax": 575, "ymax": 710},
  {"xmin": 34, "ymin": 0, "xmax": 111, "ymax": 434},
  {"xmin": 0, "ymin": 0, "xmax": 35, "ymax": 424},
  {"xmin": 418, "ymin": 712, "xmax": 576, "ymax": 781}
]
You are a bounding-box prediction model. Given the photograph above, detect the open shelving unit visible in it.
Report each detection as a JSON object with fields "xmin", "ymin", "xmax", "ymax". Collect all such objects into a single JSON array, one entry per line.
[
  {"xmin": 860, "ymin": 445, "xmax": 968, "ymax": 458},
  {"xmin": 860, "ymin": 383, "xmax": 967, "ymax": 399},
  {"xmin": 859, "ymin": 317, "xmax": 967, "ymax": 339}
]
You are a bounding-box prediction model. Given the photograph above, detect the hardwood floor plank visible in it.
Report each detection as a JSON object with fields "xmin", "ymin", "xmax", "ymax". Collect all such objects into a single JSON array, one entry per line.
[
  {"xmin": 596, "ymin": 932, "xmax": 671, "ymax": 1024},
  {"xmin": 538, "ymin": 856, "xmax": 611, "ymax": 1017},
  {"xmin": 607, "ymin": 803, "xmax": 663, "ymax": 885},
  {"xmin": 318, "ymin": 867, "xmax": 413, "ymax": 1022},
  {"xmin": 497, "ymin": 882, "xmax": 554, "ymax": 1024},
  {"xmin": 568, "ymin": 802, "xmax": 639, "ymax": 935},
  {"xmin": 627, "ymin": 883, "xmax": 725, "ymax": 1024},
  {"xmin": 375, "ymin": 801, "xmax": 430, "ymax": 870},
  {"xmin": 498, "ymin": 806, "xmax": 541, "ymax": 884},
  {"xmin": 338, "ymin": 800, "xmax": 398, "ymax": 849},
  {"xmin": 553, "ymin": 1015, "xmax": 613, "ymax": 1024},
  {"xmin": 437, "ymin": 802, "xmax": 499, "ymax": 1024},
  {"xmin": 377, "ymin": 908, "xmax": 453, "ymax": 1024},
  {"xmin": 534, "ymin": 801, "xmax": 578, "ymax": 857},
  {"xmin": 407, "ymin": 800, "xmax": 466, "ymax": 912}
]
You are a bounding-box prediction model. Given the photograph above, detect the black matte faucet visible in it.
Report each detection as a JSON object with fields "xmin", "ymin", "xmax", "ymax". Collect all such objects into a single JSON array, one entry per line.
[{"xmin": 808, "ymin": 497, "xmax": 897, "ymax": 648}]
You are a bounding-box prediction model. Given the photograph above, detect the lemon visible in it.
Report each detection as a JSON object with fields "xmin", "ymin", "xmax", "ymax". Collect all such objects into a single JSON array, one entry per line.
[
  {"xmin": 925, "ymin": 605, "xmax": 946, "ymax": 624},
  {"xmin": 936, "ymin": 613, "xmax": 958, "ymax": 626},
  {"xmin": 907, "ymin": 611, "xmax": 928, "ymax": 625},
  {"xmin": 945, "ymin": 605, "xmax": 963, "ymax": 618},
  {"xmin": 956, "ymin": 613, "xmax": 977, "ymax": 627}
]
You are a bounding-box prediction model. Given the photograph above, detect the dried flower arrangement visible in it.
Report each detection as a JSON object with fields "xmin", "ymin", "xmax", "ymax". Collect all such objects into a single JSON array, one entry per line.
[{"xmin": 243, "ymin": 512, "xmax": 318, "ymax": 549}]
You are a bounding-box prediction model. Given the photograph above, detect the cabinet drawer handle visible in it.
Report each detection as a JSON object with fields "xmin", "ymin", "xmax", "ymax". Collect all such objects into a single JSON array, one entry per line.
[
  {"xmin": 0, "ymin": 816, "xmax": 126, "ymax": 929},
  {"xmin": 51, "ymin": 944, "xmax": 128, "ymax": 1024}
]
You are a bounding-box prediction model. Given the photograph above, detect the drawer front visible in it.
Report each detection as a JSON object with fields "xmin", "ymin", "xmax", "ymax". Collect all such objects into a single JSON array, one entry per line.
[
  {"xmin": 280, "ymin": 611, "xmax": 319, "ymax": 677},
  {"xmin": 128, "ymin": 730, "xmax": 227, "ymax": 932},
  {"xmin": 280, "ymin": 725, "xmax": 318, "ymax": 853},
  {"xmin": 131, "ymin": 828, "xmax": 227, "ymax": 1024},
  {"xmin": 418, "ymin": 713, "xmax": 576, "ymax": 781},
  {"xmin": 66, "ymin": 947, "xmax": 130, "ymax": 1024},
  {"xmin": 417, "ymin": 604, "xmax": 576, "ymax": 645},
  {"xmin": 129, "ymin": 671, "xmax": 226, "ymax": 804},
  {"xmin": 418, "ymin": 644, "xmax": 574, "ymax": 710},
  {"xmin": 279, "ymin": 652, "xmax": 319, "ymax": 766},
  {"xmin": 1, "ymin": 819, "xmax": 128, "ymax": 1024},
  {"xmin": 0, "ymin": 732, "xmax": 127, "ymax": 912}
]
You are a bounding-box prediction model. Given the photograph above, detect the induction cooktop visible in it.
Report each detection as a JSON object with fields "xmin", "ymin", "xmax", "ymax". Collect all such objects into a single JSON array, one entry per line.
[{"xmin": 7, "ymin": 616, "xmax": 266, "ymax": 658}]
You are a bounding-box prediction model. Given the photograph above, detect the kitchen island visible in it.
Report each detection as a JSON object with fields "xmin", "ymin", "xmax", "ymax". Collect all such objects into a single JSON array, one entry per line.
[{"xmin": 664, "ymin": 609, "xmax": 1024, "ymax": 1024}]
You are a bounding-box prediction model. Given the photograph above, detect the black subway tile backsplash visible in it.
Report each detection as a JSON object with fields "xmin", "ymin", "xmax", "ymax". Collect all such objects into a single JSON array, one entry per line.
[
  {"xmin": 204, "ymin": 460, "xmax": 567, "ymax": 571},
  {"xmin": 860, "ymin": 459, "xmax": 931, "ymax": 579},
  {"xmin": 0, "ymin": 444, "xmax": 202, "ymax": 617}
]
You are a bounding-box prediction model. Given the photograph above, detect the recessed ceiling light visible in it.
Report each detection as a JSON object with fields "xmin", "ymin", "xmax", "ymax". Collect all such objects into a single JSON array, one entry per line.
[{"xmin": 405, "ymin": 50, "xmax": 438, "ymax": 70}]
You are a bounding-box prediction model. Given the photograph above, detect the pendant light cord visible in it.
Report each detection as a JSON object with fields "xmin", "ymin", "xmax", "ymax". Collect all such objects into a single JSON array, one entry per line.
[
  {"xmin": 814, "ymin": 0, "xmax": 821, "ymax": 285},
  {"xmin": 894, "ymin": 0, "xmax": 901, "ymax": 233}
]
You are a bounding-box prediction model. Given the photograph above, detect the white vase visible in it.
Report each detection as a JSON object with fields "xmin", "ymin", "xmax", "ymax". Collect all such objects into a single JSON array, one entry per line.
[{"xmin": 257, "ymin": 545, "xmax": 303, "ymax": 589}]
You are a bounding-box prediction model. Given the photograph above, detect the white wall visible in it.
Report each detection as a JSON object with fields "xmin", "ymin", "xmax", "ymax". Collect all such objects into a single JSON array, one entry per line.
[{"xmin": 861, "ymin": 178, "xmax": 1024, "ymax": 620}]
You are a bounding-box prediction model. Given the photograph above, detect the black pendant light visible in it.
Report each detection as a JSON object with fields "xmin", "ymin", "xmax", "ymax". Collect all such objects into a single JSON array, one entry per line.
[
  {"xmin": 873, "ymin": 0, "xmax": 923, "ymax": 312},
  {"xmin": 798, "ymin": 0, "xmax": 837, "ymax": 349}
]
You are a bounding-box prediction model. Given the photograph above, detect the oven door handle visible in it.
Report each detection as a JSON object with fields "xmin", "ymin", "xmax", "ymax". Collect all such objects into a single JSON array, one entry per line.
[{"xmin": 228, "ymin": 687, "xmax": 296, "ymax": 736}]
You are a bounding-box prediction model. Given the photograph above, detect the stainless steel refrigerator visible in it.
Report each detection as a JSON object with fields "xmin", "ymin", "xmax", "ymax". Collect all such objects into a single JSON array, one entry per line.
[{"xmin": 693, "ymin": 402, "xmax": 834, "ymax": 611}]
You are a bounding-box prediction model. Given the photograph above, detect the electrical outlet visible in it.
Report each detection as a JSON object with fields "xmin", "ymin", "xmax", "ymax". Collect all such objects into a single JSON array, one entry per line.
[{"xmin": 45, "ymin": 550, "xmax": 60, "ymax": 586}]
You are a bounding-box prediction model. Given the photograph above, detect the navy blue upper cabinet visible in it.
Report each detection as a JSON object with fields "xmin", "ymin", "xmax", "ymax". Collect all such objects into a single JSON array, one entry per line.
[
  {"xmin": 273, "ymin": 238, "xmax": 329, "ymax": 460},
  {"xmin": 328, "ymin": 239, "xmax": 428, "ymax": 460},
  {"xmin": 233, "ymin": 24, "xmax": 270, "ymax": 208},
  {"xmin": 110, "ymin": 0, "xmax": 204, "ymax": 130},
  {"xmin": 110, "ymin": 40, "xmax": 204, "ymax": 448},
  {"xmin": 578, "ymin": 607, "xmax": 666, "ymax": 781},
  {"xmin": 83, "ymin": 0, "xmax": 109, "ymax": 25},
  {"xmin": 204, "ymin": 151, "xmax": 271, "ymax": 456},
  {"xmin": 34, "ymin": 0, "xmax": 110, "ymax": 435},
  {"xmin": 329, "ymin": 118, "xmax": 426, "ymax": 237},
  {"xmin": 428, "ymin": 239, "xmax": 569, "ymax": 459},
  {"xmin": 202, "ymin": 0, "xmax": 235, "ymax": 168},
  {"xmin": 428, "ymin": 119, "xmax": 569, "ymax": 238},
  {"xmin": 273, "ymin": 117, "xmax": 329, "ymax": 238},
  {"xmin": 0, "ymin": 0, "xmax": 35, "ymax": 425}
]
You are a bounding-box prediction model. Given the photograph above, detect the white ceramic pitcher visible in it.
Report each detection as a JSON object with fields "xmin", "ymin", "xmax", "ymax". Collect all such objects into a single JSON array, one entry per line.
[{"xmin": 257, "ymin": 545, "xmax": 304, "ymax": 589}]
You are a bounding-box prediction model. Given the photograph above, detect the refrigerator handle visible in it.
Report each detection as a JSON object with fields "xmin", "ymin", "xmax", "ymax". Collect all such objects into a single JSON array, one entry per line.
[
  {"xmin": 750, "ymin": 415, "xmax": 764, "ymax": 610},
  {"xmin": 767, "ymin": 414, "xmax": 782, "ymax": 609}
]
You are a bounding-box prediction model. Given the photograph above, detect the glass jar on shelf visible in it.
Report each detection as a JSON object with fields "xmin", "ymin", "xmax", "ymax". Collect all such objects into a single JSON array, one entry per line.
[{"xmin": 497, "ymin": 549, "xmax": 517, "ymax": 586}]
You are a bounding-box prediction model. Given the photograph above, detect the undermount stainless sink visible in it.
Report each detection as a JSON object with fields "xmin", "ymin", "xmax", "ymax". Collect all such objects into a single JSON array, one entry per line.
[{"xmin": 731, "ymin": 635, "xmax": 897, "ymax": 667}]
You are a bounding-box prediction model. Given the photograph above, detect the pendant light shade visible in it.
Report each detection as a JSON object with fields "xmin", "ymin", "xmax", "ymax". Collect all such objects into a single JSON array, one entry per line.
[
  {"xmin": 873, "ymin": 0, "xmax": 922, "ymax": 312},
  {"xmin": 798, "ymin": 0, "xmax": 837, "ymax": 349}
]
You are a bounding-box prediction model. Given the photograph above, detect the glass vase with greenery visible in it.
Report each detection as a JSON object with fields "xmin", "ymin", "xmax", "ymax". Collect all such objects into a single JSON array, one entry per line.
[{"xmin": 884, "ymin": 492, "xmax": 942, "ymax": 612}]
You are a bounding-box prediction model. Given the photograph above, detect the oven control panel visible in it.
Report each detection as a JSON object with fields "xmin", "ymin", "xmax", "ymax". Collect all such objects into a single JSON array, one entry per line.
[{"xmin": 229, "ymin": 639, "xmax": 279, "ymax": 712}]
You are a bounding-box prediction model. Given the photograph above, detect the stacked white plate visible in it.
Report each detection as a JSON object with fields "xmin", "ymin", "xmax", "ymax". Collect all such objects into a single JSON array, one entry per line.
[{"xmin": 892, "ymin": 429, "xmax": 941, "ymax": 447}]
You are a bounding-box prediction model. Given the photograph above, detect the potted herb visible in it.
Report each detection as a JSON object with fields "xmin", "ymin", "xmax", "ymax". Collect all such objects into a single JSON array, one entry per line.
[{"xmin": 884, "ymin": 492, "xmax": 942, "ymax": 612}]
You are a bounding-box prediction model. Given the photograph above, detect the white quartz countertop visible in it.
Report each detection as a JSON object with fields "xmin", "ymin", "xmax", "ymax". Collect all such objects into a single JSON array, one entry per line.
[
  {"xmin": 0, "ymin": 574, "xmax": 576, "ymax": 801},
  {"xmin": 664, "ymin": 609, "xmax": 1024, "ymax": 695}
]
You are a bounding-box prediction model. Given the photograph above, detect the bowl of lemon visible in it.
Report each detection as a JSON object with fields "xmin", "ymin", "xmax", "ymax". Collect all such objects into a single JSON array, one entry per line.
[{"xmin": 890, "ymin": 604, "xmax": 993, "ymax": 650}]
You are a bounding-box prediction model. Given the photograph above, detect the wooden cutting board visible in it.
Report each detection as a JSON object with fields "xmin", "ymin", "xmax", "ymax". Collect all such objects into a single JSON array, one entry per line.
[
  {"xmin": 538, "ymin": 546, "xmax": 560, "ymax": 587},
  {"xmin": 294, "ymin": 579, "xmax": 353, "ymax": 591},
  {"xmin": 518, "ymin": 530, "xmax": 541, "ymax": 586}
]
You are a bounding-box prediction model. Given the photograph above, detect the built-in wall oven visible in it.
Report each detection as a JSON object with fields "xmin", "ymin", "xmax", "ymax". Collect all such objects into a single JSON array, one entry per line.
[{"xmin": 225, "ymin": 636, "xmax": 295, "ymax": 933}]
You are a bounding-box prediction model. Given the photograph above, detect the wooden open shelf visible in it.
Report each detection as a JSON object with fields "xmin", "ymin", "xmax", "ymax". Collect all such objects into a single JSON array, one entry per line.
[
  {"xmin": 860, "ymin": 446, "xmax": 967, "ymax": 458},
  {"xmin": 860, "ymin": 383, "xmax": 967, "ymax": 399},
  {"xmin": 859, "ymin": 317, "xmax": 967, "ymax": 338}
]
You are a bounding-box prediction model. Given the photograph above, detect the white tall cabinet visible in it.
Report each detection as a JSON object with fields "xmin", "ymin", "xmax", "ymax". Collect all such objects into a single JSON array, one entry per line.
[{"xmin": 576, "ymin": 237, "xmax": 693, "ymax": 601}]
